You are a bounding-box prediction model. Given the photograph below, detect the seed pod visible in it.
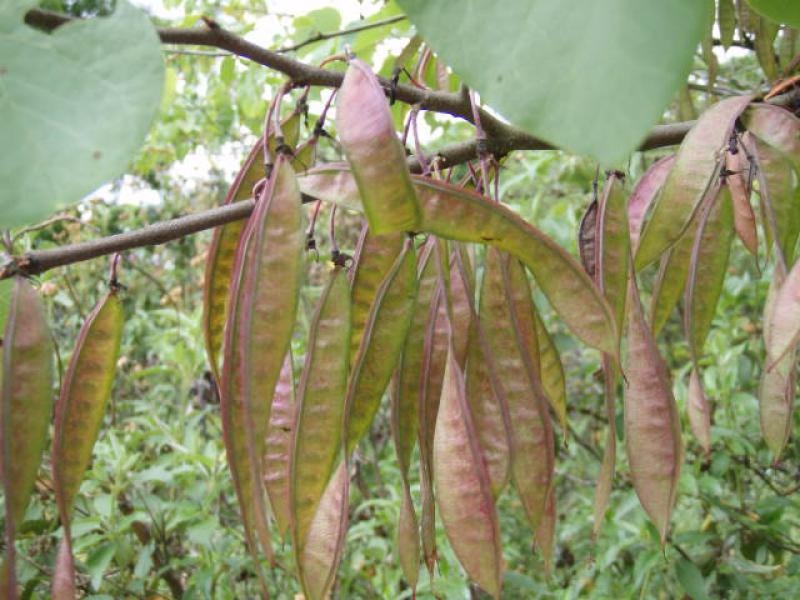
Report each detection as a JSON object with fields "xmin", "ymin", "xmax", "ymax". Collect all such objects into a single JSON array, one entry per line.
[
  {"xmin": 532, "ymin": 310, "xmax": 567, "ymax": 432},
  {"xmin": 337, "ymin": 58, "xmax": 421, "ymax": 233},
  {"xmin": 744, "ymin": 104, "xmax": 800, "ymax": 169},
  {"xmin": 434, "ymin": 349, "xmax": 503, "ymax": 598},
  {"xmin": 298, "ymin": 167, "xmax": 619, "ymax": 356},
  {"xmin": 687, "ymin": 368, "xmax": 712, "ymax": 456},
  {"xmin": 51, "ymin": 287, "xmax": 124, "ymax": 598},
  {"xmin": 754, "ymin": 17, "xmax": 779, "ymax": 81},
  {"xmin": 1, "ymin": 278, "xmax": 54, "ymax": 600},
  {"xmin": 636, "ymin": 95, "xmax": 753, "ymax": 270},
  {"xmin": 766, "ymin": 259, "xmax": 800, "ymax": 367},
  {"xmin": 760, "ymin": 268, "xmax": 796, "ymax": 459},
  {"xmin": 628, "ymin": 155, "xmax": 675, "ymax": 254},
  {"xmin": 396, "ymin": 485, "xmax": 420, "ymax": 592},
  {"xmin": 298, "ymin": 461, "xmax": 349, "ymax": 600},
  {"xmin": 263, "ymin": 353, "xmax": 295, "ymax": 538},
  {"xmin": 684, "ymin": 182, "xmax": 734, "ymax": 363},
  {"xmin": 203, "ymin": 140, "xmax": 265, "ymax": 380},
  {"xmin": 593, "ymin": 355, "xmax": 617, "ymax": 536},
  {"xmin": 726, "ymin": 147, "xmax": 758, "ymax": 255},
  {"xmin": 578, "ymin": 199, "xmax": 598, "ymax": 278},
  {"xmin": 348, "ymin": 225, "xmax": 405, "ymax": 366},
  {"xmin": 291, "ymin": 266, "xmax": 351, "ymax": 563},
  {"xmin": 624, "ymin": 280, "xmax": 682, "ymax": 544},
  {"xmin": 597, "ymin": 172, "xmax": 630, "ymax": 334},
  {"xmin": 481, "ymin": 248, "xmax": 553, "ymax": 529},
  {"xmin": 446, "ymin": 244, "xmax": 474, "ymax": 368},
  {"xmin": 346, "ymin": 238, "xmax": 417, "ymax": 453},
  {"xmin": 535, "ymin": 484, "xmax": 557, "ymax": 573},
  {"xmin": 649, "ymin": 210, "xmax": 701, "ymax": 337},
  {"xmin": 718, "ymin": 0, "xmax": 736, "ymax": 50}
]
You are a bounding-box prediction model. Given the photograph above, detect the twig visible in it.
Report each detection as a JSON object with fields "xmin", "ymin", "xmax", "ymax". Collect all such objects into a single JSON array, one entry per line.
[{"xmin": 276, "ymin": 15, "xmax": 406, "ymax": 54}]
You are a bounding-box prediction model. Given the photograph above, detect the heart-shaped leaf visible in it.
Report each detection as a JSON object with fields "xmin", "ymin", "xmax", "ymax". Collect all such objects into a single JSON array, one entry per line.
[
  {"xmin": 0, "ymin": 1, "xmax": 164, "ymax": 227},
  {"xmin": 397, "ymin": 0, "xmax": 709, "ymax": 164}
]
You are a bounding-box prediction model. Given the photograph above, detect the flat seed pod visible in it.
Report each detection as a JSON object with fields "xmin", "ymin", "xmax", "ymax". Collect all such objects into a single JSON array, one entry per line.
[
  {"xmin": 1, "ymin": 278, "xmax": 54, "ymax": 599},
  {"xmin": 628, "ymin": 155, "xmax": 675, "ymax": 253},
  {"xmin": 298, "ymin": 461, "xmax": 349, "ymax": 600},
  {"xmin": 687, "ymin": 368, "xmax": 712, "ymax": 456},
  {"xmin": 481, "ymin": 248, "xmax": 553, "ymax": 529},
  {"xmin": 396, "ymin": 486, "xmax": 420, "ymax": 592},
  {"xmin": 202, "ymin": 140, "xmax": 264, "ymax": 380},
  {"xmin": 447, "ymin": 244, "xmax": 474, "ymax": 368},
  {"xmin": 434, "ymin": 349, "xmax": 503, "ymax": 598},
  {"xmin": 684, "ymin": 183, "xmax": 734, "ymax": 362},
  {"xmin": 465, "ymin": 324, "xmax": 511, "ymax": 499},
  {"xmin": 348, "ymin": 225, "xmax": 405, "ymax": 366},
  {"xmin": 593, "ymin": 356, "xmax": 617, "ymax": 536},
  {"xmin": 263, "ymin": 353, "xmax": 295, "ymax": 538},
  {"xmin": 298, "ymin": 166, "xmax": 619, "ymax": 356},
  {"xmin": 766, "ymin": 259, "xmax": 800, "ymax": 367},
  {"xmin": 726, "ymin": 148, "xmax": 759, "ymax": 255},
  {"xmin": 534, "ymin": 484, "xmax": 557, "ymax": 573},
  {"xmin": 578, "ymin": 199, "xmax": 598, "ymax": 279},
  {"xmin": 290, "ymin": 266, "xmax": 351, "ymax": 562},
  {"xmin": 649, "ymin": 208, "xmax": 703, "ymax": 337},
  {"xmin": 624, "ymin": 281, "xmax": 682, "ymax": 545},
  {"xmin": 635, "ymin": 95, "xmax": 753, "ymax": 270},
  {"xmin": 597, "ymin": 172, "xmax": 630, "ymax": 334},
  {"xmin": 345, "ymin": 238, "xmax": 417, "ymax": 453},
  {"xmin": 718, "ymin": 0, "xmax": 736, "ymax": 49},
  {"xmin": 760, "ymin": 268, "xmax": 796, "ymax": 459},
  {"xmin": 336, "ymin": 58, "xmax": 421, "ymax": 233},
  {"xmin": 532, "ymin": 310, "xmax": 567, "ymax": 432},
  {"xmin": 51, "ymin": 288, "xmax": 123, "ymax": 598},
  {"xmin": 744, "ymin": 104, "xmax": 800, "ymax": 170}
]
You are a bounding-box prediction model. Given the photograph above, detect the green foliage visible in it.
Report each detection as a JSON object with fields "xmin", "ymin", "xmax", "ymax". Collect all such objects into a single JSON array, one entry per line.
[
  {"xmin": 0, "ymin": 0, "xmax": 164, "ymax": 226},
  {"xmin": 746, "ymin": 0, "xmax": 800, "ymax": 29},
  {"xmin": 397, "ymin": 0, "xmax": 710, "ymax": 165}
]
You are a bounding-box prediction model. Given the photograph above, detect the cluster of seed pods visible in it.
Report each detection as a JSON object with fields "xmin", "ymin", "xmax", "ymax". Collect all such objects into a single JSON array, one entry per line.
[{"xmin": 2, "ymin": 55, "xmax": 799, "ymax": 599}]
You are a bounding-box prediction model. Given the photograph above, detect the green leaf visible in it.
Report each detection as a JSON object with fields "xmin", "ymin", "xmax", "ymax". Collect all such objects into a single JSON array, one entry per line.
[
  {"xmin": 0, "ymin": 0, "xmax": 164, "ymax": 227},
  {"xmin": 397, "ymin": 0, "xmax": 709, "ymax": 164},
  {"xmin": 746, "ymin": 0, "xmax": 800, "ymax": 28},
  {"xmin": 675, "ymin": 558, "xmax": 710, "ymax": 600},
  {"xmin": 0, "ymin": 278, "xmax": 11, "ymax": 332},
  {"xmin": 86, "ymin": 542, "xmax": 116, "ymax": 591}
]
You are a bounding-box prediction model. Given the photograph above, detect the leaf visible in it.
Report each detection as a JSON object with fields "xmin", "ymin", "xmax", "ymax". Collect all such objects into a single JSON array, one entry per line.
[
  {"xmin": 635, "ymin": 95, "xmax": 753, "ymax": 270},
  {"xmin": 336, "ymin": 58, "xmax": 420, "ymax": 233},
  {"xmin": 684, "ymin": 184, "xmax": 734, "ymax": 362},
  {"xmin": 0, "ymin": 1, "xmax": 164, "ymax": 227},
  {"xmin": 745, "ymin": 0, "xmax": 800, "ymax": 28},
  {"xmin": 675, "ymin": 558, "xmax": 710, "ymax": 600},
  {"xmin": 397, "ymin": 0, "xmax": 709, "ymax": 164},
  {"xmin": 298, "ymin": 166, "xmax": 619, "ymax": 356},
  {"xmin": 628, "ymin": 155, "xmax": 675, "ymax": 254},
  {"xmin": 434, "ymin": 349, "xmax": 503, "ymax": 598},
  {"xmin": 624, "ymin": 279, "xmax": 682, "ymax": 544},
  {"xmin": 687, "ymin": 369, "xmax": 712, "ymax": 456}
]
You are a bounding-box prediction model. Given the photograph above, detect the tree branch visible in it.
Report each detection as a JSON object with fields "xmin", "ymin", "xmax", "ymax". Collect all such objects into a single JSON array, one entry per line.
[{"xmin": 276, "ymin": 15, "xmax": 407, "ymax": 54}]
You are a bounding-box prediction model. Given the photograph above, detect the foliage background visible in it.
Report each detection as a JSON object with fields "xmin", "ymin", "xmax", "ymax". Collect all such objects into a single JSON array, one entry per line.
[{"xmin": 3, "ymin": 0, "xmax": 799, "ymax": 598}]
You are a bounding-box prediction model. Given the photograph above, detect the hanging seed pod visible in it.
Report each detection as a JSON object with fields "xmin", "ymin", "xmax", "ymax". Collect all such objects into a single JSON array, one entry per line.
[
  {"xmin": 578, "ymin": 199, "xmax": 598, "ymax": 279},
  {"xmin": 726, "ymin": 146, "xmax": 759, "ymax": 255},
  {"xmin": 754, "ymin": 17, "xmax": 780, "ymax": 81},
  {"xmin": 345, "ymin": 238, "xmax": 417, "ymax": 453},
  {"xmin": 684, "ymin": 183, "xmax": 734, "ymax": 363},
  {"xmin": 766, "ymin": 259, "xmax": 800, "ymax": 368},
  {"xmin": 593, "ymin": 355, "xmax": 618, "ymax": 536},
  {"xmin": 628, "ymin": 155, "xmax": 675, "ymax": 254},
  {"xmin": 434, "ymin": 349, "xmax": 503, "ymax": 598},
  {"xmin": 1, "ymin": 277, "xmax": 54, "ymax": 600},
  {"xmin": 446, "ymin": 244, "xmax": 474, "ymax": 368},
  {"xmin": 535, "ymin": 484, "xmax": 557, "ymax": 573},
  {"xmin": 298, "ymin": 167, "xmax": 619, "ymax": 356},
  {"xmin": 718, "ymin": 0, "xmax": 736, "ymax": 50},
  {"xmin": 336, "ymin": 58, "xmax": 421, "ymax": 234},
  {"xmin": 744, "ymin": 104, "xmax": 800, "ymax": 168},
  {"xmin": 687, "ymin": 369, "xmax": 712, "ymax": 456},
  {"xmin": 532, "ymin": 310, "xmax": 567, "ymax": 432},
  {"xmin": 290, "ymin": 266, "xmax": 351, "ymax": 567},
  {"xmin": 348, "ymin": 225, "xmax": 405, "ymax": 366},
  {"xmin": 297, "ymin": 461, "xmax": 349, "ymax": 600},
  {"xmin": 391, "ymin": 239, "xmax": 437, "ymax": 589},
  {"xmin": 597, "ymin": 172, "xmax": 630, "ymax": 334},
  {"xmin": 263, "ymin": 353, "xmax": 295, "ymax": 538},
  {"xmin": 636, "ymin": 95, "xmax": 753, "ymax": 270},
  {"xmin": 481, "ymin": 248, "xmax": 553, "ymax": 529},
  {"xmin": 203, "ymin": 140, "xmax": 264, "ymax": 380},
  {"xmin": 760, "ymin": 267, "xmax": 796, "ymax": 459},
  {"xmin": 52, "ymin": 285, "xmax": 124, "ymax": 598},
  {"xmin": 624, "ymin": 279, "xmax": 682, "ymax": 545}
]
